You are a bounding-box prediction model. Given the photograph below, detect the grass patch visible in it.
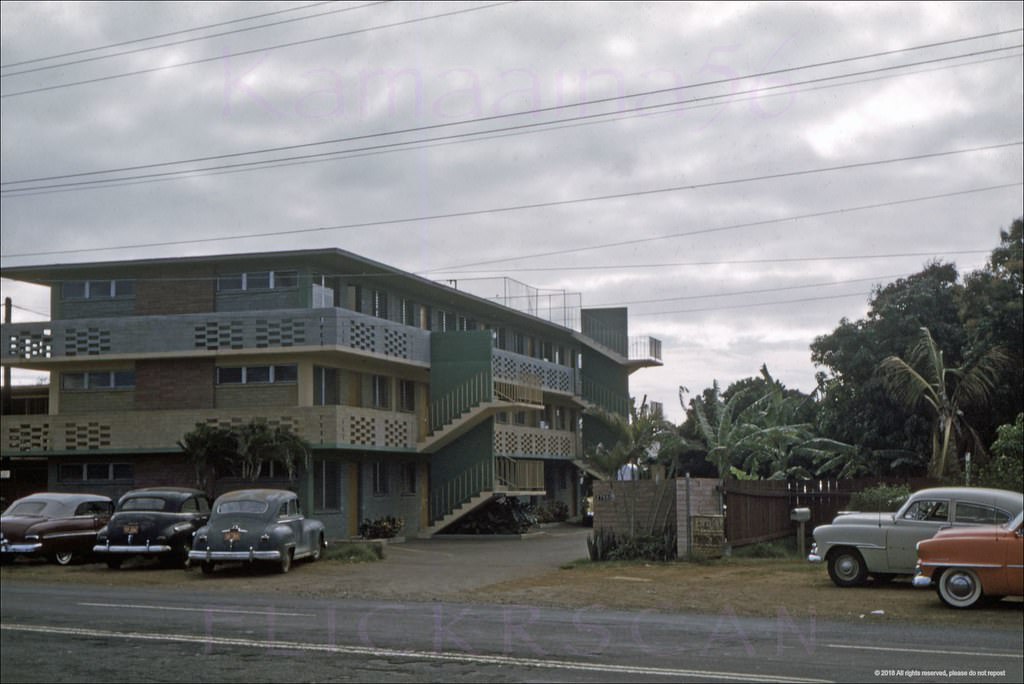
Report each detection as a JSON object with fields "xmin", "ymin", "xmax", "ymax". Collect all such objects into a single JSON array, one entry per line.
[{"xmin": 322, "ymin": 541, "xmax": 383, "ymax": 563}]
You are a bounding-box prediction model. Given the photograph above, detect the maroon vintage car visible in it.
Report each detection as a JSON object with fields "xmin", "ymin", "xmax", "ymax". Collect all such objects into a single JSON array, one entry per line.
[{"xmin": 0, "ymin": 492, "xmax": 113, "ymax": 565}]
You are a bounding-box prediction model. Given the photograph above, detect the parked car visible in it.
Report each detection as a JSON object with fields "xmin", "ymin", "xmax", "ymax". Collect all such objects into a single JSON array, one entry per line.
[
  {"xmin": 808, "ymin": 487, "xmax": 1024, "ymax": 587},
  {"xmin": 189, "ymin": 489, "xmax": 325, "ymax": 575},
  {"xmin": 0, "ymin": 493, "xmax": 113, "ymax": 565},
  {"xmin": 913, "ymin": 511, "xmax": 1024, "ymax": 608},
  {"xmin": 93, "ymin": 487, "xmax": 211, "ymax": 569}
]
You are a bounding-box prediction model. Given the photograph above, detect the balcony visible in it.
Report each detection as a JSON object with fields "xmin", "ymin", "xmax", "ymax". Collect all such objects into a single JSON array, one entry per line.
[
  {"xmin": 1, "ymin": 308, "xmax": 431, "ymax": 367},
  {"xmin": 494, "ymin": 424, "xmax": 580, "ymax": 460},
  {"xmin": 492, "ymin": 349, "xmax": 579, "ymax": 397},
  {"xmin": 1, "ymin": 405, "xmax": 419, "ymax": 455}
]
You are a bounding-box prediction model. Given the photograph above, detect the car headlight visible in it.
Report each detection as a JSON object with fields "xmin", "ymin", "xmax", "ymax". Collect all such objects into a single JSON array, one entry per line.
[{"xmin": 172, "ymin": 522, "xmax": 193, "ymax": 533}]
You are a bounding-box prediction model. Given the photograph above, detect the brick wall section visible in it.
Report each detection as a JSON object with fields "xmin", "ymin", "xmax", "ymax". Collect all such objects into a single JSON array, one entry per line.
[
  {"xmin": 135, "ymin": 359, "xmax": 215, "ymax": 410},
  {"xmin": 135, "ymin": 271, "xmax": 215, "ymax": 315},
  {"xmin": 592, "ymin": 479, "xmax": 676, "ymax": 537}
]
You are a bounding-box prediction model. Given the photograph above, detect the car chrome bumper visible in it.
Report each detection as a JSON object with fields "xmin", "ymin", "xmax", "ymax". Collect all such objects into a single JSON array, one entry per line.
[
  {"xmin": 1, "ymin": 543, "xmax": 43, "ymax": 555},
  {"xmin": 188, "ymin": 548, "xmax": 281, "ymax": 562},
  {"xmin": 93, "ymin": 544, "xmax": 172, "ymax": 555},
  {"xmin": 912, "ymin": 573, "xmax": 933, "ymax": 588},
  {"xmin": 807, "ymin": 544, "xmax": 822, "ymax": 563}
]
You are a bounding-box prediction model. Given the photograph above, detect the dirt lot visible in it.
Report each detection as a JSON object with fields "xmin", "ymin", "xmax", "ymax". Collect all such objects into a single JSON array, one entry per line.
[{"xmin": 2, "ymin": 527, "xmax": 1021, "ymax": 629}]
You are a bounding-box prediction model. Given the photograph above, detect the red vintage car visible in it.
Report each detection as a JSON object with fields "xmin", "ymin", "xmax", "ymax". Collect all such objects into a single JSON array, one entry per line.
[
  {"xmin": 1, "ymin": 492, "xmax": 113, "ymax": 565},
  {"xmin": 913, "ymin": 511, "xmax": 1024, "ymax": 608}
]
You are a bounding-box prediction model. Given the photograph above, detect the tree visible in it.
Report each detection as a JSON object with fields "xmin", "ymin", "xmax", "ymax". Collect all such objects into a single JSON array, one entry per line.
[
  {"xmin": 178, "ymin": 421, "xmax": 311, "ymax": 494},
  {"xmin": 976, "ymin": 413, "xmax": 1023, "ymax": 492},
  {"xmin": 583, "ymin": 396, "xmax": 674, "ymax": 480},
  {"xmin": 178, "ymin": 424, "xmax": 237, "ymax": 497},
  {"xmin": 879, "ymin": 327, "xmax": 1011, "ymax": 480}
]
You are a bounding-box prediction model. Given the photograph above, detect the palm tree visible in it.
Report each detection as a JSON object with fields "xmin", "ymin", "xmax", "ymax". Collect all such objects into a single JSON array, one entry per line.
[
  {"xmin": 584, "ymin": 396, "xmax": 673, "ymax": 480},
  {"xmin": 878, "ymin": 327, "xmax": 1010, "ymax": 480},
  {"xmin": 177, "ymin": 424, "xmax": 237, "ymax": 497}
]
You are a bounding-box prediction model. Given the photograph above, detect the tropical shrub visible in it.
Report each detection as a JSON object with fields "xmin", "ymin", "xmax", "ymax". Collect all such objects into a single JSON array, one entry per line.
[{"xmin": 848, "ymin": 484, "xmax": 912, "ymax": 512}]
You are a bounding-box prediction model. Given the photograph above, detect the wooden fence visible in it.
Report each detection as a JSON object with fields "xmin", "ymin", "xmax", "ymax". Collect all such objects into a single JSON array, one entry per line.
[{"xmin": 724, "ymin": 477, "xmax": 936, "ymax": 547}]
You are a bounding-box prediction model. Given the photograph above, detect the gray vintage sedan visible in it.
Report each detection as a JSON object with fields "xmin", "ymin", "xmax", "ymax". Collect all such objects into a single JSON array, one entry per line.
[
  {"xmin": 189, "ymin": 489, "xmax": 325, "ymax": 575},
  {"xmin": 808, "ymin": 487, "xmax": 1024, "ymax": 587}
]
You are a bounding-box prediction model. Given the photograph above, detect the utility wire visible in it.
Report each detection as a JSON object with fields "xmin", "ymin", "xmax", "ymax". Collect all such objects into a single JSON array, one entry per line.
[
  {"xmin": 0, "ymin": 2, "xmax": 387, "ymax": 79},
  {"xmin": 424, "ymin": 182, "xmax": 1022, "ymax": 273},
  {"xmin": 0, "ymin": 2, "xmax": 516, "ymax": 99},
  {"xmin": 0, "ymin": 1, "xmax": 339, "ymax": 69},
  {"xmin": 2, "ymin": 181, "xmax": 1018, "ymax": 260},
  {"xmin": 6, "ymin": 49, "xmax": 1019, "ymax": 199},
  {"xmin": 632, "ymin": 291, "xmax": 874, "ymax": 316},
  {"xmin": 434, "ymin": 250, "xmax": 992, "ymax": 275},
  {"xmin": 2, "ymin": 28, "xmax": 1019, "ymax": 181}
]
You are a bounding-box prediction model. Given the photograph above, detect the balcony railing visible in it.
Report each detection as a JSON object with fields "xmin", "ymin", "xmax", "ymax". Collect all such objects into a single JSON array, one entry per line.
[
  {"xmin": 492, "ymin": 349, "xmax": 578, "ymax": 396},
  {"xmin": 629, "ymin": 335, "xmax": 662, "ymax": 363},
  {"xmin": 494, "ymin": 424, "xmax": 579, "ymax": 459},
  {"xmin": 496, "ymin": 456, "xmax": 545, "ymax": 491},
  {"xmin": 1, "ymin": 405, "xmax": 418, "ymax": 454},
  {"xmin": 1, "ymin": 308, "xmax": 430, "ymax": 365}
]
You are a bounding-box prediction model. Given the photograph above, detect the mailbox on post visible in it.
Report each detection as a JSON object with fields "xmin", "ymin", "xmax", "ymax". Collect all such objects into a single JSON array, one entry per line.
[{"xmin": 791, "ymin": 507, "xmax": 811, "ymax": 556}]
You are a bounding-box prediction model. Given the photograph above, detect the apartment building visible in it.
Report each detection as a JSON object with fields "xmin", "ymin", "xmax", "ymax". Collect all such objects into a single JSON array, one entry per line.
[{"xmin": 0, "ymin": 249, "xmax": 661, "ymax": 537}]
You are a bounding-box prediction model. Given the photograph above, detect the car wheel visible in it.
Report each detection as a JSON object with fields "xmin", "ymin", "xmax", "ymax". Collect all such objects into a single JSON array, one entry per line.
[
  {"xmin": 311, "ymin": 534, "xmax": 324, "ymax": 562},
  {"xmin": 106, "ymin": 558, "xmax": 123, "ymax": 570},
  {"xmin": 200, "ymin": 561, "xmax": 216, "ymax": 575},
  {"xmin": 162, "ymin": 544, "xmax": 190, "ymax": 569},
  {"xmin": 827, "ymin": 548, "xmax": 867, "ymax": 587},
  {"xmin": 278, "ymin": 547, "xmax": 292, "ymax": 574},
  {"xmin": 937, "ymin": 568, "xmax": 984, "ymax": 608},
  {"xmin": 51, "ymin": 551, "xmax": 74, "ymax": 566}
]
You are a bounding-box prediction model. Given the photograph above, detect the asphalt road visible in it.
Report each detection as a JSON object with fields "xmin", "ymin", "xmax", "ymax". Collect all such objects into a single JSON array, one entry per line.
[
  {"xmin": 2, "ymin": 581, "xmax": 1022, "ymax": 683},
  {"xmin": 1, "ymin": 527, "xmax": 1022, "ymax": 682}
]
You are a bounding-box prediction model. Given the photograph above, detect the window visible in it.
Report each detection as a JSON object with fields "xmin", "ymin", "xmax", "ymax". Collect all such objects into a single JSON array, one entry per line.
[
  {"xmin": 514, "ymin": 412, "xmax": 527, "ymax": 426},
  {"xmin": 315, "ymin": 460, "xmax": 342, "ymax": 511},
  {"xmin": 373, "ymin": 290, "xmax": 389, "ymax": 319},
  {"xmin": 398, "ymin": 380, "xmax": 415, "ymax": 412},
  {"xmin": 58, "ymin": 462, "xmax": 133, "ymax": 482},
  {"xmin": 216, "ymin": 365, "xmax": 297, "ymax": 385},
  {"xmin": 496, "ymin": 412, "xmax": 509, "ymax": 424},
  {"xmin": 60, "ymin": 279, "xmax": 135, "ymax": 300},
  {"xmin": 247, "ymin": 271, "xmax": 271, "ymax": 290},
  {"xmin": 401, "ymin": 299, "xmax": 416, "ymax": 327},
  {"xmin": 901, "ymin": 499, "xmax": 949, "ymax": 522},
  {"xmin": 217, "ymin": 271, "xmax": 299, "ymax": 292},
  {"xmin": 438, "ymin": 310, "xmax": 456, "ymax": 332},
  {"xmin": 401, "ymin": 462, "xmax": 417, "ymax": 495},
  {"xmin": 372, "ymin": 375, "xmax": 391, "ymax": 409},
  {"xmin": 62, "ymin": 370, "xmax": 135, "ymax": 390},
  {"xmin": 954, "ymin": 502, "xmax": 1011, "ymax": 525},
  {"xmin": 372, "ymin": 461, "xmax": 389, "ymax": 495}
]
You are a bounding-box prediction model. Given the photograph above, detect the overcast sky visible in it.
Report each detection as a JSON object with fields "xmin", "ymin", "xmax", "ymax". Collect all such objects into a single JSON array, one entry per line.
[{"xmin": 1, "ymin": 1, "xmax": 1022, "ymax": 423}]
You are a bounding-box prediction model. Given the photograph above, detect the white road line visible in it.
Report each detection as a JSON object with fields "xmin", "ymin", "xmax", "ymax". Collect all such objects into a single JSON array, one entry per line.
[
  {"xmin": 78, "ymin": 602, "xmax": 315, "ymax": 617},
  {"xmin": 2, "ymin": 623, "xmax": 831, "ymax": 683},
  {"xmin": 826, "ymin": 644, "xmax": 1024, "ymax": 659}
]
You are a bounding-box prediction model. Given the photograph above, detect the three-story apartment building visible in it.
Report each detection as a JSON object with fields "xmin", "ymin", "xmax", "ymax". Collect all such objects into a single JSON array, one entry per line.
[{"xmin": 1, "ymin": 249, "xmax": 661, "ymax": 537}]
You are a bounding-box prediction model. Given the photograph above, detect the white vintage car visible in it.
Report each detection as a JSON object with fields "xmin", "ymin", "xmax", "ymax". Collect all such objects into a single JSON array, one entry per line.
[{"xmin": 808, "ymin": 487, "xmax": 1023, "ymax": 587}]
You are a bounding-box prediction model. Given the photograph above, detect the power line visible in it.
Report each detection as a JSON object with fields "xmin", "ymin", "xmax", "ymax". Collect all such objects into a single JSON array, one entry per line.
[
  {"xmin": 3, "ymin": 28, "xmax": 1020, "ymax": 182},
  {"xmin": 0, "ymin": 2, "xmax": 387, "ymax": 79},
  {"xmin": 2, "ymin": 180, "xmax": 1015, "ymax": 260},
  {"xmin": 9, "ymin": 303, "xmax": 49, "ymax": 317},
  {"xmin": 592, "ymin": 273, "xmax": 912, "ymax": 308},
  {"xmin": 7, "ymin": 49, "xmax": 1019, "ymax": 199},
  {"xmin": 631, "ymin": 292, "xmax": 874, "ymax": 316},
  {"xmin": 0, "ymin": 1, "xmax": 340, "ymax": 69},
  {"xmin": 0, "ymin": 2, "xmax": 516, "ymax": 99},
  {"xmin": 434, "ymin": 250, "xmax": 992, "ymax": 275},
  {"xmin": 421, "ymin": 181, "xmax": 1022, "ymax": 272}
]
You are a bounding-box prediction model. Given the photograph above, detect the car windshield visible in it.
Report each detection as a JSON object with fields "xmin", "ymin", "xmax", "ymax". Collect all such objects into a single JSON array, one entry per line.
[
  {"xmin": 120, "ymin": 497, "xmax": 169, "ymax": 512},
  {"xmin": 1006, "ymin": 511, "xmax": 1024, "ymax": 530},
  {"xmin": 216, "ymin": 500, "xmax": 268, "ymax": 515}
]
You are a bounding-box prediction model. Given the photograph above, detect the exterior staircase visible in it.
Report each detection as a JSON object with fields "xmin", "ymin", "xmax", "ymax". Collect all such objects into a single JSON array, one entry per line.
[{"xmin": 418, "ymin": 490, "xmax": 497, "ymax": 538}]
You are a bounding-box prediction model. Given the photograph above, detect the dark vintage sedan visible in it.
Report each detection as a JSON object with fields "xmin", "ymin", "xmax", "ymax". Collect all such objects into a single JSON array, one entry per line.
[
  {"xmin": 0, "ymin": 493, "xmax": 113, "ymax": 565},
  {"xmin": 94, "ymin": 487, "xmax": 211, "ymax": 569},
  {"xmin": 189, "ymin": 489, "xmax": 325, "ymax": 575}
]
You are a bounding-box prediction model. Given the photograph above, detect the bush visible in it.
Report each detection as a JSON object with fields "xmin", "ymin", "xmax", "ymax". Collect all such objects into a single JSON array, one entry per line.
[
  {"xmin": 323, "ymin": 542, "xmax": 382, "ymax": 562},
  {"xmin": 848, "ymin": 484, "xmax": 911, "ymax": 512},
  {"xmin": 443, "ymin": 498, "xmax": 537, "ymax": 535},
  {"xmin": 976, "ymin": 414, "xmax": 1023, "ymax": 493},
  {"xmin": 586, "ymin": 527, "xmax": 677, "ymax": 562},
  {"xmin": 532, "ymin": 500, "xmax": 570, "ymax": 523},
  {"xmin": 358, "ymin": 516, "xmax": 404, "ymax": 539}
]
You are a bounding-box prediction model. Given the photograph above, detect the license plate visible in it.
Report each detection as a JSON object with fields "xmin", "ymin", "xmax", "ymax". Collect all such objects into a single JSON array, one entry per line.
[
  {"xmin": 123, "ymin": 524, "xmax": 139, "ymax": 534},
  {"xmin": 223, "ymin": 530, "xmax": 241, "ymax": 542}
]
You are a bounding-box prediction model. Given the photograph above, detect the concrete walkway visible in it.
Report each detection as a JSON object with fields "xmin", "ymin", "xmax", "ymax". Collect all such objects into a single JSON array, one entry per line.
[{"xmin": 330, "ymin": 524, "xmax": 591, "ymax": 601}]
